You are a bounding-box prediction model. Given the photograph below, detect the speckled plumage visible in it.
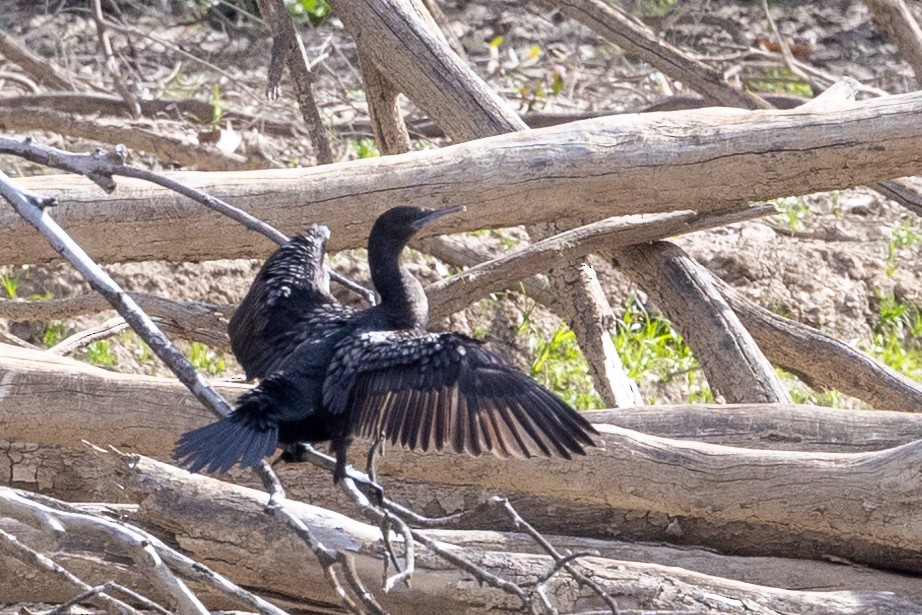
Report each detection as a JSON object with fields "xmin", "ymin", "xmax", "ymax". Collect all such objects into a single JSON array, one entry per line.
[
  {"xmin": 174, "ymin": 206, "xmax": 598, "ymax": 480},
  {"xmin": 227, "ymin": 225, "xmax": 356, "ymax": 379}
]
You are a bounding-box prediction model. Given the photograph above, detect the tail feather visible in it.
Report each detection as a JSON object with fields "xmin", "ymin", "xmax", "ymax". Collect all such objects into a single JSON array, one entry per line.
[{"xmin": 174, "ymin": 415, "xmax": 279, "ymax": 474}]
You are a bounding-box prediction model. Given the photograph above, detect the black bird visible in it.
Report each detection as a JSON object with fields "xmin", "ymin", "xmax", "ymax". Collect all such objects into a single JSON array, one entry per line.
[{"xmin": 174, "ymin": 206, "xmax": 598, "ymax": 480}]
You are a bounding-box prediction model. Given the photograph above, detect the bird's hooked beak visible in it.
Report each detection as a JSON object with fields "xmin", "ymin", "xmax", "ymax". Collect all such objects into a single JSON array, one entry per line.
[{"xmin": 411, "ymin": 205, "xmax": 465, "ymax": 231}]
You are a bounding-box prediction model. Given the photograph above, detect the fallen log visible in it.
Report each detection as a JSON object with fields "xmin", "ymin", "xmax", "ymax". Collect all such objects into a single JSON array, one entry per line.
[
  {"xmin": 5, "ymin": 453, "xmax": 916, "ymax": 614},
  {"xmin": 3, "ymin": 92, "xmax": 922, "ymax": 265},
  {"xmin": 3, "ymin": 344, "xmax": 922, "ymax": 571}
]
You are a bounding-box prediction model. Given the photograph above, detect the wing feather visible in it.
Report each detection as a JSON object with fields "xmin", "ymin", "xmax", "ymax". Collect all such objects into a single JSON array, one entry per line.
[{"xmin": 324, "ymin": 330, "xmax": 598, "ymax": 460}]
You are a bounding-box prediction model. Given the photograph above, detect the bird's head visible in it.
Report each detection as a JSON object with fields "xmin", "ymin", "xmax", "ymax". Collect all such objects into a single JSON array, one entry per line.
[{"xmin": 369, "ymin": 205, "xmax": 465, "ymax": 250}]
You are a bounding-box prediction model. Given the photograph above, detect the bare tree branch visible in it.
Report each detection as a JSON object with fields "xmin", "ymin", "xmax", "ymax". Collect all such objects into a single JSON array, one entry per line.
[
  {"xmin": 256, "ymin": 0, "xmax": 334, "ymax": 163},
  {"xmin": 0, "ymin": 487, "xmax": 208, "ymax": 614},
  {"xmin": 865, "ymin": 0, "xmax": 922, "ymax": 83},
  {"xmin": 0, "ymin": 30, "xmax": 76, "ymax": 91}
]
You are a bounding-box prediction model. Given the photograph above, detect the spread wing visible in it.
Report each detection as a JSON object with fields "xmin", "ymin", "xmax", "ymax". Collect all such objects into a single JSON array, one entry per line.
[
  {"xmin": 323, "ymin": 331, "xmax": 598, "ymax": 459},
  {"xmin": 229, "ymin": 226, "xmax": 353, "ymax": 378}
]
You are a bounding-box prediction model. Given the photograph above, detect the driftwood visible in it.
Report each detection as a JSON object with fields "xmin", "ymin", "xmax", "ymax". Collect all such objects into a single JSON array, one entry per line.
[
  {"xmin": 0, "ymin": 92, "xmax": 921, "ymax": 265},
  {"xmin": 3, "ymin": 452, "xmax": 918, "ymax": 615},
  {"xmin": 618, "ymin": 241, "xmax": 788, "ymax": 404},
  {"xmin": 3, "ymin": 1, "xmax": 922, "ymax": 611},
  {"xmin": 3, "ymin": 343, "xmax": 922, "ymax": 575}
]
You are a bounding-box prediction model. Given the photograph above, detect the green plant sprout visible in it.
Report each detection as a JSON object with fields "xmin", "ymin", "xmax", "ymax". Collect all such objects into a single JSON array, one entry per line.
[
  {"xmin": 85, "ymin": 340, "xmax": 118, "ymax": 367},
  {"xmin": 884, "ymin": 220, "xmax": 921, "ymax": 277},
  {"xmin": 189, "ymin": 342, "xmax": 227, "ymax": 376},
  {"xmin": 347, "ymin": 138, "xmax": 380, "ymax": 159},
  {"xmin": 773, "ymin": 197, "xmax": 810, "ymax": 231}
]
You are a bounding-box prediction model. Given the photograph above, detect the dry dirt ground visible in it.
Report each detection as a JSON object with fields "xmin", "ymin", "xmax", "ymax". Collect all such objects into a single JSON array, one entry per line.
[{"xmin": 1, "ymin": 0, "xmax": 921, "ymax": 407}]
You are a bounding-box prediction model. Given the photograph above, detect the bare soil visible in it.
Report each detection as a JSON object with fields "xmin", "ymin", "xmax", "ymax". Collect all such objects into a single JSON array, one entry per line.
[{"xmin": 1, "ymin": 0, "xmax": 921, "ymax": 404}]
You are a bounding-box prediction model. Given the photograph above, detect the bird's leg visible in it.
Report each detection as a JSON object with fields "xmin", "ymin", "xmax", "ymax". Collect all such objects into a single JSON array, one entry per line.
[
  {"xmin": 332, "ymin": 437, "xmax": 350, "ymax": 484},
  {"xmin": 332, "ymin": 437, "xmax": 385, "ymax": 502},
  {"xmin": 277, "ymin": 442, "xmax": 310, "ymax": 463},
  {"xmin": 365, "ymin": 430, "xmax": 387, "ymax": 484}
]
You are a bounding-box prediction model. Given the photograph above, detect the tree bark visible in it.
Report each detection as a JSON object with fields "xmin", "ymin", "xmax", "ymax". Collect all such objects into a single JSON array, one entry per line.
[
  {"xmin": 714, "ymin": 276, "xmax": 922, "ymax": 411},
  {"xmin": 3, "ymin": 343, "xmax": 922, "ymax": 572},
  {"xmin": 584, "ymin": 404, "xmax": 922, "ymax": 452},
  {"xmin": 328, "ymin": 0, "xmax": 524, "ymax": 139},
  {"xmin": 532, "ymin": 0, "xmax": 771, "ymax": 109},
  {"xmin": 5, "ymin": 453, "xmax": 917, "ymax": 615},
  {"xmin": 865, "ymin": 0, "xmax": 922, "ymax": 84},
  {"xmin": 426, "ymin": 207, "xmax": 772, "ymax": 320},
  {"xmin": 3, "ymin": 93, "xmax": 922, "ymax": 266},
  {"xmin": 618, "ymin": 241, "xmax": 789, "ymax": 403}
]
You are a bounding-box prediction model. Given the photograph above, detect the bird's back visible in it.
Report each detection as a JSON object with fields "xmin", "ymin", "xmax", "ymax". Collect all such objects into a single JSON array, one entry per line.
[{"xmin": 229, "ymin": 226, "xmax": 349, "ymax": 378}]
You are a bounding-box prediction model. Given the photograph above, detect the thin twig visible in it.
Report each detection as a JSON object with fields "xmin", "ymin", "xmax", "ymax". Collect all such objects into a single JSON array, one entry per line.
[
  {"xmin": 0, "ymin": 488, "xmax": 207, "ymax": 615},
  {"xmin": 47, "ymin": 581, "xmax": 171, "ymax": 615},
  {"xmin": 25, "ymin": 491, "xmax": 293, "ymax": 615},
  {"xmin": 96, "ymin": 16, "xmax": 268, "ymax": 107},
  {"xmin": 759, "ymin": 0, "xmax": 817, "ymax": 91},
  {"xmin": 295, "ymin": 445, "xmax": 533, "ymax": 609},
  {"xmin": 91, "ymin": 0, "xmax": 141, "ymax": 118},
  {"xmin": 268, "ymin": 495, "xmax": 386, "ymax": 615},
  {"xmin": 490, "ymin": 496, "xmax": 618, "ymax": 614},
  {"xmin": 0, "ymin": 530, "xmax": 142, "ymax": 615}
]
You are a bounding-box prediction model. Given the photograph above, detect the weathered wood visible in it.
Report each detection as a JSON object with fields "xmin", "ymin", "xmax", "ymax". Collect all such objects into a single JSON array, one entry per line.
[
  {"xmin": 584, "ymin": 404, "xmax": 922, "ymax": 452},
  {"xmin": 5, "ymin": 458, "xmax": 922, "ymax": 605},
  {"xmin": 13, "ymin": 452, "xmax": 909, "ymax": 615},
  {"xmin": 328, "ymin": 0, "xmax": 524, "ymax": 141},
  {"xmin": 255, "ymin": 0, "xmax": 334, "ymax": 164},
  {"xmin": 6, "ymin": 344, "xmax": 922, "ymax": 459},
  {"xmin": 3, "ymin": 344, "xmax": 922, "ymax": 571},
  {"xmin": 3, "ymin": 93, "xmax": 922, "ymax": 265},
  {"xmin": 532, "ymin": 0, "xmax": 770, "ymax": 109},
  {"xmin": 866, "ymin": 0, "xmax": 922, "ymax": 83},
  {"xmin": 426, "ymin": 207, "xmax": 772, "ymax": 320},
  {"xmin": 0, "ymin": 292, "xmax": 232, "ymax": 350},
  {"xmin": 0, "ymin": 344, "xmax": 248, "ymax": 457},
  {"xmin": 715, "ymin": 276, "xmax": 922, "ymax": 411},
  {"xmin": 618, "ymin": 241, "xmax": 789, "ymax": 403}
]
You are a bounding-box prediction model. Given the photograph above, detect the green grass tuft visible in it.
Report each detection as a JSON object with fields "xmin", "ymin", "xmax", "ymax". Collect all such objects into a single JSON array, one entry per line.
[
  {"xmin": 189, "ymin": 342, "xmax": 227, "ymax": 376},
  {"xmin": 347, "ymin": 138, "xmax": 380, "ymax": 159},
  {"xmin": 863, "ymin": 293, "xmax": 922, "ymax": 381},
  {"xmin": 1, "ymin": 273, "xmax": 19, "ymax": 299},
  {"xmin": 41, "ymin": 322, "xmax": 71, "ymax": 347},
  {"xmin": 86, "ymin": 340, "xmax": 118, "ymax": 367},
  {"xmin": 285, "ymin": 0, "xmax": 331, "ymax": 25},
  {"xmin": 530, "ymin": 327, "xmax": 605, "ymax": 410}
]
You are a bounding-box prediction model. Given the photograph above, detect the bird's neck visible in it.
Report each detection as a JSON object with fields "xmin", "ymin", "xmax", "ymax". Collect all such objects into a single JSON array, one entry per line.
[{"xmin": 369, "ymin": 240, "xmax": 428, "ymax": 330}]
